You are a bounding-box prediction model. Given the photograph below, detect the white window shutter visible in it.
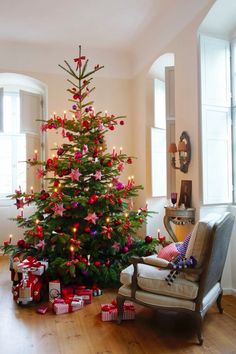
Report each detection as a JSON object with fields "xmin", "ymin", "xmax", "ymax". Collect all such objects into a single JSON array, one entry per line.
[
  {"xmin": 165, "ymin": 66, "xmax": 175, "ymax": 119},
  {"xmin": 202, "ymin": 105, "xmax": 232, "ymax": 204},
  {"xmin": 20, "ymin": 90, "xmax": 42, "ymax": 134},
  {"xmin": 201, "ymin": 36, "xmax": 231, "ymax": 107},
  {"xmin": 200, "ymin": 35, "xmax": 232, "ymax": 204},
  {"xmin": 0, "ymin": 88, "xmax": 3, "ymax": 132}
]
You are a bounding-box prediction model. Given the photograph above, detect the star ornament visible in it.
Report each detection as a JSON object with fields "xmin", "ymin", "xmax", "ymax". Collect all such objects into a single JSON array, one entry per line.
[
  {"xmin": 84, "ymin": 212, "xmax": 99, "ymax": 224},
  {"xmin": 15, "ymin": 198, "xmax": 24, "ymax": 209},
  {"xmin": 52, "ymin": 203, "xmax": 65, "ymax": 216},
  {"xmin": 69, "ymin": 168, "xmax": 82, "ymax": 181},
  {"xmin": 94, "ymin": 170, "xmax": 102, "ymax": 180},
  {"xmin": 112, "ymin": 241, "xmax": 120, "ymax": 252}
]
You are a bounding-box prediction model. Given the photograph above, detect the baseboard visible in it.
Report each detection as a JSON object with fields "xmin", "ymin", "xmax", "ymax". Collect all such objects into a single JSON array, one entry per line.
[{"xmin": 223, "ymin": 288, "xmax": 236, "ymax": 296}]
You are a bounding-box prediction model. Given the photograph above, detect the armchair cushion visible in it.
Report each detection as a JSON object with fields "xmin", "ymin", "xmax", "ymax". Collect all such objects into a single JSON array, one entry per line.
[{"xmin": 120, "ymin": 263, "xmax": 199, "ymax": 300}]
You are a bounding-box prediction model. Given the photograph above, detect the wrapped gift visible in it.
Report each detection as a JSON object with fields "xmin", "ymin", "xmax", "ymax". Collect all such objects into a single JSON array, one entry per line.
[
  {"xmin": 49, "ymin": 280, "xmax": 61, "ymax": 302},
  {"xmin": 53, "ymin": 297, "xmax": 84, "ymax": 315},
  {"xmin": 61, "ymin": 285, "xmax": 74, "ymax": 298},
  {"xmin": 74, "ymin": 286, "xmax": 92, "ymax": 304},
  {"xmin": 101, "ymin": 300, "xmax": 135, "ymax": 321},
  {"xmin": 17, "ymin": 257, "xmax": 48, "ymax": 276},
  {"xmin": 31, "ymin": 261, "xmax": 48, "ymax": 276}
]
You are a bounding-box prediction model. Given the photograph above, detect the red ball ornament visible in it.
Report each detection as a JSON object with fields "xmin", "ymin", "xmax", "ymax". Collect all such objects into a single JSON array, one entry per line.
[
  {"xmin": 82, "ymin": 120, "xmax": 89, "ymax": 129},
  {"xmin": 107, "ymin": 160, "xmax": 113, "ymax": 167},
  {"xmin": 88, "ymin": 194, "xmax": 98, "ymax": 205},
  {"xmin": 85, "ymin": 227, "xmax": 91, "ymax": 233},
  {"xmin": 17, "ymin": 239, "xmax": 26, "ymax": 248},
  {"xmin": 57, "ymin": 148, "xmax": 64, "ymax": 156},
  {"xmin": 94, "ymin": 261, "xmax": 101, "ymax": 267},
  {"xmin": 127, "ymin": 158, "xmax": 132, "ymax": 164},
  {"xmin": 123, "ymin": 246, "xmax": 129, "ymax": 253},
  {"xmin": 145, "ymin": 235, "xmax": 153, "ymax": 243},
  {"xmin": 120, "ymin": 120, "xmax": 125, "ymax": 125},
  {"xmin": 139, "ymin": 218, "xmax": 144, "ymax": 223},
  {"xmin": 109, "ymin": 125, "xmax": 115, "ymax": 131}
]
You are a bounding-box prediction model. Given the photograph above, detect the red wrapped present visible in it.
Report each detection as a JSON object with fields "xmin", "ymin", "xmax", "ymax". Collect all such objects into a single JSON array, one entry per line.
[
  {"xmin": 61, "ymin": 285, "xmax": 74, "ymax": 298},
  {"xmin": 101, "ymin": 300, "xmax": 135, "ymax": 321},
  {"xmin": 17, "ymin": 256, "xmax": 48, "ymax": 276},
  {"xmin": 74, "ymin": 286, "xmax": 92, "ymax": 304}
]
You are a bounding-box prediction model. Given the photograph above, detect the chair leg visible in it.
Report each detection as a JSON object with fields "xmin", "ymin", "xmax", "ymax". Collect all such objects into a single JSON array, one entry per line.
[
  {"xmin": 193, "ymin": 312, "xmax": 203, "ymax": 345},
  {"xmin": 116, "ymin": 295, "xmax": 125, "ymax": 324},
  {"xmin": 216, "ymin": 291, "xmax": 224, "ymax": 314}
]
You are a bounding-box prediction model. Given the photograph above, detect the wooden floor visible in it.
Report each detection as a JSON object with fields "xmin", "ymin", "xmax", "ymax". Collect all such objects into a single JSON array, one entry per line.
[{"xmin": 1, "ymin": 256, "xmax": 236, "ymax": 354}]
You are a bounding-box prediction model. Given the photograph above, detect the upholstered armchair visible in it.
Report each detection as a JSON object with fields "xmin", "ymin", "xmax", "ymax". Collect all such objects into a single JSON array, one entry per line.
[{"xmin": 117, "ymin": 212, "xmax": 235, "ymax": 345}]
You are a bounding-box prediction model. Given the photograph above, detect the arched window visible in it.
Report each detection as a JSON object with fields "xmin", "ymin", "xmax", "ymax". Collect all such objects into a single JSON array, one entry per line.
[{"xmin": 0, "ymin": 73, "xmax": 47, "ymax": 199}]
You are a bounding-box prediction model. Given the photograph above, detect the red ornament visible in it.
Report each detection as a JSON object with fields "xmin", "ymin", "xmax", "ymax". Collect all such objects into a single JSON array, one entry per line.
[
  {"xmin": 88, "ymin": 194, "xmax": 98, "ymax": 205},
  {"xmin": 17, "ymin": 239, "xmax": 26, "ymax": 248},
  {"xmin": 120, "ymin": 120, "xmax": 125, "ymax": 125},
  {"xmin": 84, "ymin": 227, "xmax": 91, "ymax": 233},
  {"xmin": 82, "ymin": 120, "xmax": 89, "ymax": 129},
  {"xmin": 123, "ymin": 246, "xmax": 129, "ymax": 253},
  {"xmin": 107, "ymin": 160, "xmax": 113, "ymax": 167},
  {"xmin": 94, "ymin": 261, "xmax": 101, "ymax": 267},
  {"xmin": 145, "ymin": 235, "xmax": 153, "ymax": 243},
  {"xmin": 139, "ymin": 218, "xmax": 144, "ymax": 223},
  {"xmin": 127, "ymin": 158, "xmax": 132, "ymax": 164},
  {"xmin": 57, "ymin": 148, "xmax": 64, "ymax": 156}
]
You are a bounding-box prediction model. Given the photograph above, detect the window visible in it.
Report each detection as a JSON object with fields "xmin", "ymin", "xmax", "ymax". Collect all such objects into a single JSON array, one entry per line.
[
  {"xmin": 0, "ymin": 74, "xmax": 45, "ymax": 198},
  {"xmin": 151, "ymin": 79, "xmax": 167, "ymax": 197}
]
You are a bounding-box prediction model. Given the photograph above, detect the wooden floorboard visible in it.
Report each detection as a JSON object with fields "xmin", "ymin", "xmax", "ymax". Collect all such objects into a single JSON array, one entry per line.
[{"xmin": 0, "ymin": 255, "xmax": 236, "ymax": 354}]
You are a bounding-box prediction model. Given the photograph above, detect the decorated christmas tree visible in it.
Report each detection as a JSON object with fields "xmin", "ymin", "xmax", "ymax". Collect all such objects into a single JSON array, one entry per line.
[{"xmin": 2, "ymin": 47, "xmax": 159, "ymax": 287}]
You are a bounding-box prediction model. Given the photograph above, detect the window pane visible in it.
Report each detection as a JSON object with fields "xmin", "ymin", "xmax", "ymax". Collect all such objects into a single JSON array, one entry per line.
[
  {"xmin": 151, "ymin": 128, "xmax": 167, "ymax": 197},
  {"xmin": 154, "ymin": 79, "xmax": 166, "ymax": 129},
  {"xmin": 3, "ymin": 93, "xmax": 20, "ymax": 133},
  {"xmin": 16, "ymin": 135, "xmax": 26, "ymax": 192},
  {"xmin": 0, "ymin": 137, "xmax": 13, "ymax": 195}
]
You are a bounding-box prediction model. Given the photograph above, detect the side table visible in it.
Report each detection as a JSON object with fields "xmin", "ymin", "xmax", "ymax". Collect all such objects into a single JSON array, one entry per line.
[{"xmin": 163, "ymin": 207, "xmax": 195, "ymax": 242}]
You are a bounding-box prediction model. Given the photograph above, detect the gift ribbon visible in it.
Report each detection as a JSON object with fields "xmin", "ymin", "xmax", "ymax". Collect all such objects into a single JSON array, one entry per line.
[
  {"xmin": 101, "ymin": 301, "xmax": 134, "ymax": 313},
  {"xmin": 53, "ymin": 297, "xmax": 83, "ymax": 313},
  {"xmin": 19, "ymin": 256, "xmax": 42, "ymax": 269}
]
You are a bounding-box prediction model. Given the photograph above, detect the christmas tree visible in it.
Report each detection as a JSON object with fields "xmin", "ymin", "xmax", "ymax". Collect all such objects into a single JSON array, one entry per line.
[{"xmin": 2, "ymin": 47, "xmax": 158, "ymax": 287}]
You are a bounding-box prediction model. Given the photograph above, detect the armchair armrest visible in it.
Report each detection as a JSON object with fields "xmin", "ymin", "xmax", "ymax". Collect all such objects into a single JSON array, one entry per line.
[{"xmin": 129, "ymin": 255, "xmax": 172, "ymax": 297}]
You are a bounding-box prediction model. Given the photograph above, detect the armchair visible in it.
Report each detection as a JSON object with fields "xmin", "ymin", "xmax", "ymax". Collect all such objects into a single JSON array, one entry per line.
[{"xmin": 117, "ymin": 212, "xmax": 235, "ymax": 345}]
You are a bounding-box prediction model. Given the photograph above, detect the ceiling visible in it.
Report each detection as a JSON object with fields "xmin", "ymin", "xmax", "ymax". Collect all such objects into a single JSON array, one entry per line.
[{"xmin": 0, "ymin": 0, "xmax": 162, "ymax": 51}]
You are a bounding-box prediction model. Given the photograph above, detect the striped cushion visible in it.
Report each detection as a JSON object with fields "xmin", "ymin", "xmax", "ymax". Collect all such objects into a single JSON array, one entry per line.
[{"xmin": 157, "ymin": 243, "xmax": 180, "ymax": 261}]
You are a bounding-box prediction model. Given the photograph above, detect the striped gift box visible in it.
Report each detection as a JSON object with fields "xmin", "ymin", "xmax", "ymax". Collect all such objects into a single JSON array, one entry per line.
[{"xmin": 101, "ymin": 301, "xmax": 135, "ymax": 321}]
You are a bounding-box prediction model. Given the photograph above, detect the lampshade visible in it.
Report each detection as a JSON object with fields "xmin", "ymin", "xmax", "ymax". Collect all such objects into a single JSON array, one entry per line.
[
  {"xmin": 168, "ymin": 143, "xmax": 177, "ymax": 153},
  {"xmin": 178, "ymin": 141, "xmax": 187, "ymax": 152}
]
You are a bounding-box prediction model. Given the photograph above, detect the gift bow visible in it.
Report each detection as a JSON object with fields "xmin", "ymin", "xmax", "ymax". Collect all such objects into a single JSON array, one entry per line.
[{"xmin": 19, "ymin": 256, "xmax": 42, "ymax": 269}]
